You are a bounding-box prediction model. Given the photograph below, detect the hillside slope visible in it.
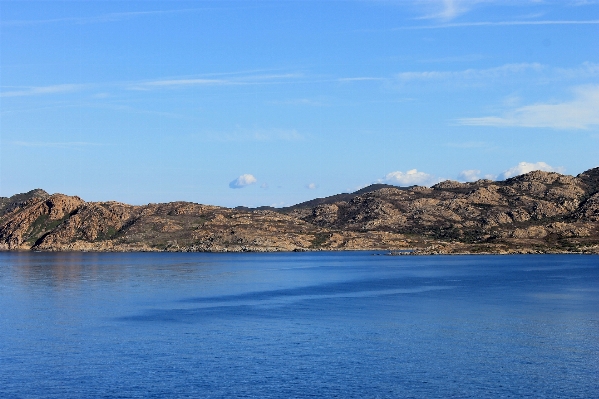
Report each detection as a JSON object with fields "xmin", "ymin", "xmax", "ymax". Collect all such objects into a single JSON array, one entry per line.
[{"xmin": 1, "ymin": 168, "xmax": 598, "ymax": 254}]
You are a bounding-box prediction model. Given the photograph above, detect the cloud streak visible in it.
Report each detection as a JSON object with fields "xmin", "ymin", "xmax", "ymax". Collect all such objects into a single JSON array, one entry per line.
[
  {"xmin": 129, "ymin": 73, "xmax": 302, "ymax": 90},
  {"xmin": 12, "ymin": 141, "xmax": 102, "ymax": 149},
  {"xmin": 458, "ymin": 85, "xmax": 599, "ymax": 129},
  {"xmin": 396, "ymin": 63, "xmax": 543, "ymax": 82},
  {"xmin": 338, "ymin": 77, "xmax": 385, "ymax": 82},
  {"xmin": 1, "ymin": 8, "xmax": 227, "ymax": 27},
  {"xmin": 0, "ymin": 84, "xmax": 84, "ymax": 98},
  {"xmin": 416, "ymin": 0, "xmax": 483, "ymax": 21},
  {"xmin": 395, "ymin": 19, "xmax": 599, "ymax": 30},
  {"xmin": 1, "ymin": 72, "xmax": 305, "ymax": 98}
]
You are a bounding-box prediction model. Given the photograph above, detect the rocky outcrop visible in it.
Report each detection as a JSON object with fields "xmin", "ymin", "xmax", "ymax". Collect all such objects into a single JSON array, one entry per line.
[
  {"xmin": 0, "ymin": 194, "xmax": 84, "ymax": 249},
  {"xmin": 1, "ymin": 168, "xmax": 598, "ymax": 254}
]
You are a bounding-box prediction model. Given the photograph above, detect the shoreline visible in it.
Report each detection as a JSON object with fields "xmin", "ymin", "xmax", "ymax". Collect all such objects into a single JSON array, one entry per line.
[{"xmin": 1, "ymin": 247, "xmax": 597, "ymax": 255}]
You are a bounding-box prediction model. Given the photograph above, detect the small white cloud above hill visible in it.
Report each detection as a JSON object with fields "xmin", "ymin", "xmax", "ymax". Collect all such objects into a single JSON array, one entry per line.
[
  {"xmin": 229, "ymin": 174, "xmax": 257, "ymax": 189},
  {"xmin": 381, "ymin": 169, "xmax": 439, "ymax": 186},
  {"xmin": 500, "ymin": 162, "xmax": 564, "ymax": 179},
  {"xmin": 457, "ymin": 169, "xmax": 481, "ymax": 182}
]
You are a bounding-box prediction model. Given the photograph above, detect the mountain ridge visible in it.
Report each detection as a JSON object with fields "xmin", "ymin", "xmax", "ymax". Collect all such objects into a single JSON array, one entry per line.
[{"xmin": 1, "ymin": 168, "xmax": 598, "ymax": 254}]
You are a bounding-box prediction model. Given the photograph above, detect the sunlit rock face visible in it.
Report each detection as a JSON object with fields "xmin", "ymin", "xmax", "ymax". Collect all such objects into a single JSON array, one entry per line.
[{"xmin": 1, "ymin": 168, "xmax": 598, "ymax": 254}]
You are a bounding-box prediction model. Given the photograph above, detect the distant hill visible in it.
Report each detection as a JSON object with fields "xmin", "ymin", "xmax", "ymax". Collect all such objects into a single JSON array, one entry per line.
[
  {"xmin": 234, "ymin": 183, "xmax": 407, "ymax": 213},
  {"xmin": 0, "ymin": 189, "xmax": 49, "ymax": 217},
  {"xmin": 1, "ymin": 169, "xmax": 598, "ymax": 254}
]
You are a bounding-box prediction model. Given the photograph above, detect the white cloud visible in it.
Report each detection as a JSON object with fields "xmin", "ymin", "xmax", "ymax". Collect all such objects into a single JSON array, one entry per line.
[
  {"xmin": 458, "ymin": 85, "xmax": 599, "ymax": 129},
  {"xmin": 306, "ymin": 183, "xmax": 318, "ymax": 189},
  {"xmin": 381, "ymin": 169, "xmax": 439, "ymax": 186},
  {"xmin": 554, "ymin": 62, "xmax": 599, "ymax": 80},
  {"xmin": 260, "ymin": 183, "xmax": 269, "ymax": 189},
  {"xmin": 0, "ymin": 84, "xmax": 83, "ymax": 97},
  {"xmin": 500, "ymin": 162, "xmax": 564, "ymax": 179},
  {"xmin": 138, "ymin": 78, "xmax": 229, "ymax": 87},
  {"xmin": 458, "ymin": 169, "xmax": 481, "ymax": 182},
  {"xmin": 229, "ymin": 174, "xmax": 257, "ymax": 189},
  {"xmin": 396, "ymin": 63, "xmax": 542, "ymax": 82},
  {"xmin": 417, "ymin": 0, "xmax": 482, "ymax": 21},
  {"xmin": 338, "ymin": 77, "xmax": 385, "ymax": 82},
  {"xmin": 395, "ymin": 61, "xmax": 598, "ymax": 86},
  {"xmin": 130, "ymin": 73, "xmax": 301, "ymax": 90}
]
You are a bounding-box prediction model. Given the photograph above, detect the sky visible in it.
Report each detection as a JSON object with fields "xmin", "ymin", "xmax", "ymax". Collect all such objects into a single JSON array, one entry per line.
[{"xmin": 1, "ymin": 0, "xmax": 598, "ymax": 207}]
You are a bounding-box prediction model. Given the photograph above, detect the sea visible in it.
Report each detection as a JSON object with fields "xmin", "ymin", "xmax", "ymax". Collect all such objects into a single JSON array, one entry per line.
[{"xmin": 0, "ymin": 251, "xmax": 597, "ymax": 398}]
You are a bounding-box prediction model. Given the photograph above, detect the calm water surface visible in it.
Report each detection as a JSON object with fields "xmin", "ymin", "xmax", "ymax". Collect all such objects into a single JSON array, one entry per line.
[{"xmin": 0, "ymin": 252, "xmax": 597, "ymax": 398}]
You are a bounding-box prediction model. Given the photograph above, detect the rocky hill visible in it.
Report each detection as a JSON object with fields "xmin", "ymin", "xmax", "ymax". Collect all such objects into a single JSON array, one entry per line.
[{"xmin": 1, "ymin": 168, "xmax": 598, "ymax": 254}]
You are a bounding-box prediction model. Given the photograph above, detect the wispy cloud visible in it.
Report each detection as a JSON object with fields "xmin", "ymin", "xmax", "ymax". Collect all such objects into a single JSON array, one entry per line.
[
  {"xmin": 0, "ymin": 84, "xmax": 84, "ymax": 98},
  {"xmin": 12, "ymin": 141, "xmax": 102, "ymax": 149},
  {"xmin": 553, "ymin": 62, "xmax": 599, "ymax": 80},
  {"xmin": 394, "ymin": 62, "xmax": 599, "ymax": 87},
  {"xmin": 128, "ymin": 79, "xmax": 229, "ymax": 91},
  {"xmin": 417, "ymin": 54, "xmax": 487, "ymax": 63},
  {"xmin": 338, "ymin": 77, "xmax": 385, "ymax": 82},
  {"xmin": 458, "ymin": 85, "xmax": 599, "ymax": 129},
  {"xmin": 1, "ymin": 8, "xmax": 218, "ymax": 27},
  {"xmin": 138, "ymin": 78, "xmax": 229, "ymax": 87},
  {"xmin": 129, "ymin": 73, "xmax": 302, "ymax": 90},
  {"xmin": 396, "ymin": 63, "xmax": 542, "ymax": 82},
  {"xmin": 1, "ymin": 71, "xmax": 304, "ymax": 98},
  {"xmin": 395, "ymin": 19, "xmax": 599, "ymax": 30},
  {"xmin": 416, "ymin": 0, "xmax": 484, "ymax": 21}
]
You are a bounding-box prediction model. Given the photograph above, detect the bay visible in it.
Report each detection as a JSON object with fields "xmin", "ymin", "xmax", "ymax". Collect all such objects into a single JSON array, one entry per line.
[{"xmin": 0, "ymin": 252, "xmax": 598, "ymax": 398}]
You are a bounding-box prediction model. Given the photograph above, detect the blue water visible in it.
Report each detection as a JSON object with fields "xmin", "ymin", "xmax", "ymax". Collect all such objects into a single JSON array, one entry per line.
[{"xmin": 0, "ymin": 252, "xmax": 597, "ymax": 398}]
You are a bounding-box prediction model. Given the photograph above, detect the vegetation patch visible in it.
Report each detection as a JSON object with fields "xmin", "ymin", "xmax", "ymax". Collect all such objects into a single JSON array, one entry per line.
[
  {"xmin": 26, "ymin": 214, "xmax": 69, "ymax": 244},
  {"xmin": 310, "ymin": 232, "xmax": 331, "ymax": 248},
  {"xmin": 95, "ymin": 226, "xmax": 119, "ymax": 241}
]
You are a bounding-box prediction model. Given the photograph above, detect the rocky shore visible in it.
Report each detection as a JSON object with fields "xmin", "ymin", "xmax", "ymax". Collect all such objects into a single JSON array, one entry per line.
[{"xmin": 1, "ymin": 168, "xmax": 598, "ymax": 254}]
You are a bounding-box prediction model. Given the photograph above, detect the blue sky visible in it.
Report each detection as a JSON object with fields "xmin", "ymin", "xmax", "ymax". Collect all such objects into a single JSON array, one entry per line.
[{"xmin": 1, "ymin": 0, "xmax": 598, "ymax": 207}]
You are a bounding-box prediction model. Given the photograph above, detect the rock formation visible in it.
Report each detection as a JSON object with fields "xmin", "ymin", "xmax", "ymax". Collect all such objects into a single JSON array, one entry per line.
[{"xmin": 1, "ymin": 168, "xmax": 598, "ymax": 254}]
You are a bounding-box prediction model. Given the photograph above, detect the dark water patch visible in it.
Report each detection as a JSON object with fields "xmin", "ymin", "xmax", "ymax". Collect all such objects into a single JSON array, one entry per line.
[{"xmin": 120, "ymin": 285, "xmax": 456, "ymax": 323}]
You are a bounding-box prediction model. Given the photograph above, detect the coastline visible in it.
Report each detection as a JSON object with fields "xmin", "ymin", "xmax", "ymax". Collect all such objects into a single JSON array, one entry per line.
[{"xmin": 2, "ymin": 168, "xmax": 598, "ymax": 254}]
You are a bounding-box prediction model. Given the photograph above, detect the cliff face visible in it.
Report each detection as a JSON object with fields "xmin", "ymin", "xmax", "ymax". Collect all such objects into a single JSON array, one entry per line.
[{"xmin": 1, "ymin": 168, "xmax": 598, "ymax": 254}]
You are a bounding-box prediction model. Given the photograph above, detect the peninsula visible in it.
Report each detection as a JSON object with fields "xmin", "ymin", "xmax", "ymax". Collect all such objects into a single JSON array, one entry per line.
[{"xmin": 1, "ymin": 168, "xmax": 598, "ymax": 254}]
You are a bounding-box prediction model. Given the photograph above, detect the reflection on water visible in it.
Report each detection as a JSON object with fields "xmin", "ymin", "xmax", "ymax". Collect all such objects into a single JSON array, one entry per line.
[
  {"xmin": 0, "ymin": 252, "xmax": 598, "ymax": 398},
  {"xmin": 6, "ymin": 252, "xmax": 106, "ymax": 287},
  {"xmin": 1, "ymin": 252, "xmax": 233, "ymax": 290}
]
